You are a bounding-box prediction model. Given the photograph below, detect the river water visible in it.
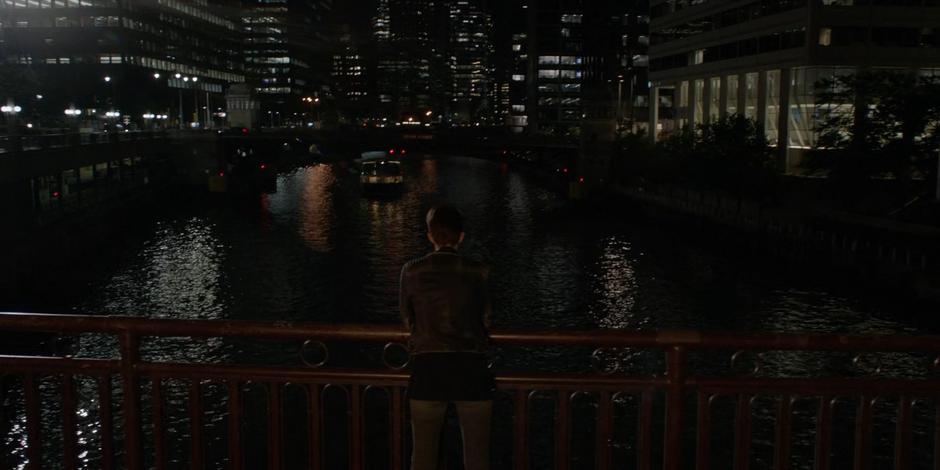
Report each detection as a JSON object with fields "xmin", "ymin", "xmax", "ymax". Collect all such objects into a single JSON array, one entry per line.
[{"xmin": 2, "ymin": 155, "xmax": 937, "ymax": 469}]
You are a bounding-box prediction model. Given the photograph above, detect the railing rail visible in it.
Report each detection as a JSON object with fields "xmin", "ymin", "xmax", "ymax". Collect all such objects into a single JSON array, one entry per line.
[
  {"xmin": 0, "ymin": 131, "xmax": 168, "ymax": 154},
  {"xmin": 2, "ymin": 312, "xmax": 940, "ymax": 470}
]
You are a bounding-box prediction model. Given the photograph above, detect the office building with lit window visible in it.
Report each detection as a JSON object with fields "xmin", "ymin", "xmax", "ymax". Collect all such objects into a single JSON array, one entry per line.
[
  {"xmin": 446, "ymin": 0, "xmax": 495, "ymax": 124},
  {"xmin": 507, "ymin": 0, "xmax": 646, "ymax": 135},
  {"xmin": 648, "ymin": 0, "xmax": 940, "ymax": 172},
  {"xmin": 331, "ymin": 31, "xmax": 369, "ymax": 123},
  {"xmin": 242, "ymin": 0, "xmax": 333, "ymax": 119},
  {"xmin": 372, "ymin": 0, "xmax": 434, "ymax": 121},
  {"xmin": 0, "ymin": 0, "xmax": 245, "ymax": 129}
]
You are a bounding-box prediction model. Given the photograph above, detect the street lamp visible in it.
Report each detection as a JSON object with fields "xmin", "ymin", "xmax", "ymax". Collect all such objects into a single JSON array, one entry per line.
[
  {"xmin": 303, "ymin": 97, "xmax": 320, "ymax": 127},
  {"xmin": 174, "ymin": 74, "xmax": 194, "ymax": 129},
  {"xmin": 153, "ymin": 73, "xmax": 161, "ymax": 79},
  {"xmin": 104, "ymin": 76, "xmax": 111, "ymax": 83},
  {"xmin": 617, "ymin": 75, "xmax": 624, "ymax": 128},
  {"xmin": 189, "ymin": 77, "xmax": 200, "ymax": 128},
  {"xmin": 143, "ymin": 112, "xmax": 155, "ymax": 130},
  {"xmin": 2, "ymin": 104, "xmax": 22, "ymax": 151}
]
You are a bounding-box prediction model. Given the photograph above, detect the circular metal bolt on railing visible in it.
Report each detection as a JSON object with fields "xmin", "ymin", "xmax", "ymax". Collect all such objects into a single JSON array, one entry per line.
[
  {"xmin": 852, "ymin": 354, "xmax": 883, "ymax": 375},
  {"xmin": 730, "ymin": 350, "xmax": 762, "ymax": 376},
  {"xmin": 382, "ymin": 342, "xmax": 410, "ymax": 370},
  {"xmin": 591, "ymin": 348, "xmax": 620, "ymax": 375},
  {"xmin": 300, "ymin": 340, "xmax": 330, "ymax": 368}
]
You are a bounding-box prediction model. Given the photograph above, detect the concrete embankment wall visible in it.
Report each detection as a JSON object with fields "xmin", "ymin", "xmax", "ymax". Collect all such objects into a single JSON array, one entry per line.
[{"xmin": 609, "ymin": 184, "xmax": 940, "ymax": 302}]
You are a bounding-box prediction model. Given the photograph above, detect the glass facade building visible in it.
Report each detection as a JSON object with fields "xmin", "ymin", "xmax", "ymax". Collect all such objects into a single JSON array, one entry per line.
[
  {"xmin": 242, "ymin": 0, "xmax": 333, "ymax": 117},
  {"xmin": 0, "ymin": 0, "xmax": 245, "ymax": 129},
  {"xmin": 648, "ymin": 0, "xmax": 940, "ymax": 172},
  {"xmin": 508, "ymin": 0, "xmax": 650, "ymax": 135}
]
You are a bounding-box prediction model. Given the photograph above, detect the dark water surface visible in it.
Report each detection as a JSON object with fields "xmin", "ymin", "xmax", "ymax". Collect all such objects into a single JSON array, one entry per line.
[
  {"xmin": 13, "ymin": 155, "xmax": 928, "ymax": 333},
  {"xmin": 2, "ymin": 155, "xmax": 936, "ymax": 469}
]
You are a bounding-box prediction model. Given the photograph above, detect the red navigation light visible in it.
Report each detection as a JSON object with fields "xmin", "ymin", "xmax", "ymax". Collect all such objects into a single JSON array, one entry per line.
[
  {"xmin": 578, "ymin": 177, "xmax": 585, "ymax": 183},
  {"xmin": 260, "ymin": 163, "xmax": 267, "ymax": 170},
  {"xmin": 389, "ymin": 149, "xmax": 396, "ymax": 154},
  {"xmin": 241, "ymin": 128, "xmax": 248, "ymax": 135},
  {"xmin": 562, "ymin": 167, "xmax": 569, "ymax": 174},
  {"xmin": 52, "ymin": 191, "xmax": 60, "ymax": 198},
  {"xmin": 218, "ymin": 171, "xmax": 225, "ymax": 177}
]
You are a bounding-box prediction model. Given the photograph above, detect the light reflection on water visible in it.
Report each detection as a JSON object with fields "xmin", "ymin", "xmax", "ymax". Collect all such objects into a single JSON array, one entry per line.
[{"xmin": 3, "ymin": 155, "xmax": 938, "ymax": 469}]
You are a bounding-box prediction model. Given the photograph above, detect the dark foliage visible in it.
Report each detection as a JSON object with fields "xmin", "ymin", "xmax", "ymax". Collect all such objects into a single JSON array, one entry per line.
[
  {"xmin": 806, "ymin": 70, "xmax": 940, "ymax": 202},
  {"xmin": 614, "ymin": 115, "xmax": 778, "ymax": 201}
]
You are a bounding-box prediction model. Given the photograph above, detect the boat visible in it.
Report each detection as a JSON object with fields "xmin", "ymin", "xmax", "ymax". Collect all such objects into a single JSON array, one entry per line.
[{"xmin": 357, "ymin": 150, "xmax": 404, "ymax": 190}]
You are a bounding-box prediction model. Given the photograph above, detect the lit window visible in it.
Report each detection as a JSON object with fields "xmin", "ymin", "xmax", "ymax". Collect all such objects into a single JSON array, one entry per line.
[
  {"xmin": 512, "ymin": 74, "xmax": 525, "ymax": 81},
  {"xmin": 819, "ymin": 27, "xmax": 832, "ymax": 46}
]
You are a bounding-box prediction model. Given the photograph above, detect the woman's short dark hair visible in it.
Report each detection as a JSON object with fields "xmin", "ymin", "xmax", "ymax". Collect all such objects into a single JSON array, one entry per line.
[{"xmin": 426, "ymin": 204, "xmax": 463, "ymax": 246}]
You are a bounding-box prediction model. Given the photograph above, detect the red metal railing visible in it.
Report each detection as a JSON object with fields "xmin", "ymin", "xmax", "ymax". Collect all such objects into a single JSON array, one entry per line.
[{"xmin": 2, "ymin": 312, "xmax": 940, "ymax": 469}]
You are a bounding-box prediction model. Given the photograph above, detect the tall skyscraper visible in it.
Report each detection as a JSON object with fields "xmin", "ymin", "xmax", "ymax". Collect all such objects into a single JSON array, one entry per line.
[
  {"xmin": 507, "ymin": 0, "xmax": 642, "ymax": 135},
  {"xmin": 372, "ymin": 0, "xmax": 434, "ymax": 120},
  {"xmin": 242, "ymin": 0, "xmax": 334, "ymax": 117},
  {"xmin": 368, "ymin": 0, "xmax": 496, "ymax": 123},
  {"xmin": 331, "ymin": 31, "xmax": 369, "ymax": 123},
  {"xmin": 445, "ymin": 0, "xmax": 495, "ymax": 123}
]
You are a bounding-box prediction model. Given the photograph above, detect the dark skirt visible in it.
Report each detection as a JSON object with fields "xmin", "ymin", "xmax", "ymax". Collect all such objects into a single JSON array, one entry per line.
[{"xmin": 407, "ymin": 352, "xmax": 495, "ymax": 401}]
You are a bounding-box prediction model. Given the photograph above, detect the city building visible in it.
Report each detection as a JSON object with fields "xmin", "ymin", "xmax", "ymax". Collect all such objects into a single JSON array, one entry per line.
[
  {"xmin": 507, "ymin": 0, "xmax": 648, "ymax": 135},
  {"xmin": 331, "ymin": 31, "xmax": 369, "ymax": 124},
  {"xmin": 0, "ymin": 0, "xmax": 245, "ymax": 130},
  {"xmin": 368, "ymin": 0, "xmax": 497, "ymax": 125},
  {"xmin": 241, "ymin": 0, "xmax": 333, "ymax": 123},
  {"xmin": 445, "ymin": 0, "xmax": 495, "ymax": 124},
  {"xmin": 372, "ymin": 0, "xmax": 435, "ymax": 122},
  {"xmin": 648, "ymin": 0, "xmax": 940, "ymax": 172}
]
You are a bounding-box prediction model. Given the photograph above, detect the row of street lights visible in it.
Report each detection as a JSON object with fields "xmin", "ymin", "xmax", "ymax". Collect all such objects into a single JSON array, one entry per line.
[
  {"xmin": 4, "ymin": 70, "xmax": 210, "ymax": 133},
  {"xmin": 103, "ymin": 72, "xmax": 204, "ymax": 130}
]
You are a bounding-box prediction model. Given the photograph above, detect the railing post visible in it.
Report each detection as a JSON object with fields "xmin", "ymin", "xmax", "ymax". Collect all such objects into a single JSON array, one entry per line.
[
  {"xmin": 596, "ymin": 391, "xmax": 612, "ymax": 470},
  {"xmin": 119, "ymin": 331, "xmax": 142, "ymax": 470},
  {"xmin": 349, "ymin": 385, "xmax": 363, "ymax": 470},
  {"xmin": 514, "ymin": 389, "xmax": 530, "ymax": 470},
  {"xmin": 663, "ymin": 346, "xmax": 687, "ymax": 470},
  {"xmin": 24, "ymin": 375, "xmax": 42, "ymax": 470}
]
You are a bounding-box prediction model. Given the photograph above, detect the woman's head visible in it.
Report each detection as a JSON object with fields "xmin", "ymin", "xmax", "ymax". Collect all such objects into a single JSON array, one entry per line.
[{"xmin": 426, "ymin": 204, "xmax": 464, "ymax": 248}]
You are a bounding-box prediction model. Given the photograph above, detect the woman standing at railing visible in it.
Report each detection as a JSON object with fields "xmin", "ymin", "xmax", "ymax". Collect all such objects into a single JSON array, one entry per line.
[{"xmin": 399, "ymin": 204, "xmax": 494, "ymax": 470}]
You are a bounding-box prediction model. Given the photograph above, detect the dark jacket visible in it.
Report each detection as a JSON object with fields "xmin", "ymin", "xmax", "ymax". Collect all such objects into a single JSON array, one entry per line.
[{"xmin": 399, "ymin": 248, "xmax": 491, "ymax": 355}]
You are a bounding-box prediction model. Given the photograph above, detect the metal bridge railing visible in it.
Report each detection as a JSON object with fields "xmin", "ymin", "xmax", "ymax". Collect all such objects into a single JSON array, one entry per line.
[
  {"xmin": 0, "ymin": 131, "xmax": 168, "ymax": 154},
  {"xmin": 2, "ymin": 312, "xmax": 940, "ymax": 470}
]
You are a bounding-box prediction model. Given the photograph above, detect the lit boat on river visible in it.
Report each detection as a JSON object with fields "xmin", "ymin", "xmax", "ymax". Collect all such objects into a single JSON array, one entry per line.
[{"xmin": 358, "ymin": 150, "xmax": 404, "ymax": 190}]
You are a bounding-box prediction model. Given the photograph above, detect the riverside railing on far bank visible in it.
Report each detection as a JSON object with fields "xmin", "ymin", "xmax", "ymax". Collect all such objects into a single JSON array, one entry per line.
[{"xmin": 2, "ymin": 312, "xmax": 940, "ymax": 470}]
